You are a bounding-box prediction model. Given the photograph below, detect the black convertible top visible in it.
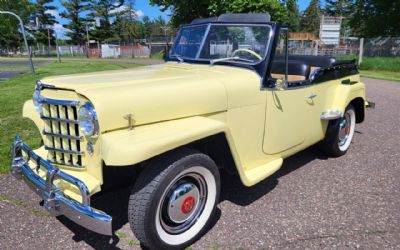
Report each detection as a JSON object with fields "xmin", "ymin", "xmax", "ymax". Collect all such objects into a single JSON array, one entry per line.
[{"xmin": 190, "ymin": 13, "xmax": 271, "ymax": 25}]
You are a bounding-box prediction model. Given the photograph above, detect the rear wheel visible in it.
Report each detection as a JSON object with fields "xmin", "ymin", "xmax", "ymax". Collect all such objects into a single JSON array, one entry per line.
[
  {"xmin": 128, "ymin": 149, "xmax": 220, "ymax": 250},
  {"xmin": 320, "ymin": 104, "xmax": 356, "ymax": 157}
]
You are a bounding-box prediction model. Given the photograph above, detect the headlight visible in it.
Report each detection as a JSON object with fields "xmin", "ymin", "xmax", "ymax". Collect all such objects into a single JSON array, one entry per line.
[
  {"xmin": 32, "ymin": 89, "xmax": 43, "ymax": 114},
  {"xmin": 78, "ymin": 102, "xmax": 99, "ymax": 137}
]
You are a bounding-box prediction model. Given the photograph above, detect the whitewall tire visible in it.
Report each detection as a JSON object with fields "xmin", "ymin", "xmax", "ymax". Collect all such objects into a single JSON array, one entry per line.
[
  {"xmin": 320, "ymin": 104, "xmax": 356, "ymax": 157},
  {"xmin": 128, "ymin": 149, "xmax": 220, "ymax": 250}
]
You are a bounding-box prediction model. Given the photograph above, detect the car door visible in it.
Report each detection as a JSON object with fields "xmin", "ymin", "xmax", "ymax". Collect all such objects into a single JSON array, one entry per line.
[
  {"xmin": 262, "ymin": 27, "xmax": 315, "ymax": 155},
  {"xmin": 263, "ymin": 86, "xmax": 315, "ymax": 155}
]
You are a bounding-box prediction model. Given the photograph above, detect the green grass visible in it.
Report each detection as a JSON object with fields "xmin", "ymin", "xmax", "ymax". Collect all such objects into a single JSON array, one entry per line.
[
  {"xmin": 336, "ymin": 56, "xmax": 400, "ymax": 81},
  {"xmin": 360, "ymin": 70, "xmax": 400, "ymax": 82},
  {"xmin": 0, "ymin": 60, "xmax": 142, "ymax": 174}
]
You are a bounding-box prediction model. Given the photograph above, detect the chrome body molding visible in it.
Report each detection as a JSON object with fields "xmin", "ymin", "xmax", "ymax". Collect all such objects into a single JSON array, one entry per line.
[
  {"xmin": 10, "ymin": 136, "xmax": 112, "ymax": 236},
  {"xmin": 320, "ymin": 109, "xmax": 342, "ymax": 120}
]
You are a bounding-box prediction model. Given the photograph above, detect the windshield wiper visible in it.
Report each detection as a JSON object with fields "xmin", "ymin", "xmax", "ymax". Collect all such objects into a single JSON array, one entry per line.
[
  {"xmin": 210, "ymin": 56, "xmax": 254, "ymax": 66},
  {"xmin": 170, "ymin": 54, "xmax": 184, "ymax": 63}
]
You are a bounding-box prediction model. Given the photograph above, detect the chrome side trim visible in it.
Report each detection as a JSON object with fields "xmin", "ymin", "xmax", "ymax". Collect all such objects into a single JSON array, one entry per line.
[
  {"xmin": 41, "ymin": 115, "xmax": 79, "ymax": 124},
  {"xmin": 42, "ymin": 130, "xmax": 82, "ymax": 140},
  {"xmin": 321, "ymin": 109, "xmax": 342, "ymax": 120},
  {"xmin": 10, "ymin": 136, "xmax": 112, "ymax": 236},
  {"xmin": 45, "ymin": 146, "xmax": 84, "ymax": 155}
]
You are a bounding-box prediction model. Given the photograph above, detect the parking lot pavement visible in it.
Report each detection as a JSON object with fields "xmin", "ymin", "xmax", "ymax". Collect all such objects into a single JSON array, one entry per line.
[{"xmin": 0, "ymin": 77, "xmax": 399, "ymax": 249}]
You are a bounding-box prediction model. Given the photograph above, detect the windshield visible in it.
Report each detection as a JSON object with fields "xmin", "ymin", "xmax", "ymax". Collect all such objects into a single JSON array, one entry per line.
[{"xmin": 171, "ymin": 24, "xmax": 271, "ymax": 64}]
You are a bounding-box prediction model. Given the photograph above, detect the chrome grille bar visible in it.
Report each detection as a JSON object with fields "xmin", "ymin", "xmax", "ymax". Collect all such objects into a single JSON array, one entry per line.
[
  {"xmin": 41, "ymin": 116, "xmax": 79, "ymax": 124},
  {"xmin": 41, "ymin": 99, "xmax": 84, "ymax": 168},
  {"xmin": 40, "ymin": 97, "xmax": 80, "ymax": 106},
  {"xmin": 42, "ymin": 130, "xmax": 82, "ymax": 140},
  {"xmin": 45, "ymin": 146, "xmax": 84, "ymax": 155}
]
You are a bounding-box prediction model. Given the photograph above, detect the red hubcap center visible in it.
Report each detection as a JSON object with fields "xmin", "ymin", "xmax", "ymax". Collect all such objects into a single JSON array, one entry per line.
[
  {"xmin": 181, "ymin": 196, "xmax": 195, "ymax": 214},
  {"xmin": 344, "ymin": 125, "xmax": 349, "ymax": 134}
]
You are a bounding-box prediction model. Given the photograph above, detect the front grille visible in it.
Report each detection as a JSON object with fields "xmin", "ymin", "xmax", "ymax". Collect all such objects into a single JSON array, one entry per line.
[{"xmin": 41, "ymin": 101, "xmax": 84, "ymax": 168}]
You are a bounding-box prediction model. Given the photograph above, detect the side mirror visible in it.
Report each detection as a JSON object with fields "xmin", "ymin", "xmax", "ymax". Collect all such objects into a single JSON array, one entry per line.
[{"xmin": 275, "ymin": 78, "xmax": 288, "ymax": 91}]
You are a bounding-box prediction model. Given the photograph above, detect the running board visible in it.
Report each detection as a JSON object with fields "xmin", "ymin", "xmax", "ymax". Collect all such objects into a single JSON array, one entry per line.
[{"xmin": 243, "ymin": 158, "xmax": 283, "ymax": 186}]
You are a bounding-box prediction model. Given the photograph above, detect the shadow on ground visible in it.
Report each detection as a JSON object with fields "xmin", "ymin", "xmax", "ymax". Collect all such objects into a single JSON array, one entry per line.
[{"xmin": 57, "ymin": 144, "xmax": 328, "ymax": 249}]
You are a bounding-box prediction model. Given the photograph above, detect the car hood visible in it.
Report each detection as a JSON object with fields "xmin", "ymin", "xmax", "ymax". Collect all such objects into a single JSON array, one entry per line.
[{"xmin": 42, "ymin": 63, "xmax": 232, "ymax": 132}]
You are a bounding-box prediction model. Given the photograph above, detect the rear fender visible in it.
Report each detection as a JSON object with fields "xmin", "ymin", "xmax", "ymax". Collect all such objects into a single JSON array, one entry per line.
[{"xmin": 330, "ymin": 81, "xmax": 366, "ymax": 116}]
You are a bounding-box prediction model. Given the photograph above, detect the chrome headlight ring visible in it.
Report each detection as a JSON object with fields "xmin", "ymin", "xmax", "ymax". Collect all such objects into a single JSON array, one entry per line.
[
  {"xmin": 32, "ymin": 89, "xmax": 44, "ymax": 114},
  {"xmin": 78, "ymin": 102, "xmax": 99, "ymax": 137}
]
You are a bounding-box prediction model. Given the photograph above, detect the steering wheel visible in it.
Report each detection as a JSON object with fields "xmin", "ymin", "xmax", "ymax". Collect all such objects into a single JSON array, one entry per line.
[{"xmin": 231, "ymin": 49, "xmax": 262, "ymax": 60}]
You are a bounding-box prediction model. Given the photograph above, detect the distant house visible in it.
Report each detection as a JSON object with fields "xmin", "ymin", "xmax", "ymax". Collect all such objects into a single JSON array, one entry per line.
[{"xmin": 319, "ymin": 15, "xmax": 342, "ymax": 46}]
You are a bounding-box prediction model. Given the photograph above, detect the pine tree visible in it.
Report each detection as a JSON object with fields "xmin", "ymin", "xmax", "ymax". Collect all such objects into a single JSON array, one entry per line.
[
  {"xmin": 325, "ymin": 0, "xmax": 349, "ymax": 17},
  {"xmin": 0, "ymin": 0, "xmax": 33, "ymax": 51},
  {"xmin": 286, "ymin": 0, "xmax": 300, "ymax": 32},
  {"xmin": 32, "ymin": 0, "xmax": 58, "ymax": 45},
  {"xmin": 300, "ymin": 0, "xmax": 321, "ymax": 35},
  {"xmin": 61, "ymin": 0, "xmax": 90, "ymax": 45},
  {"xmin": 89, "ymin": 0, "xmax": 124, "ymax": 43}
]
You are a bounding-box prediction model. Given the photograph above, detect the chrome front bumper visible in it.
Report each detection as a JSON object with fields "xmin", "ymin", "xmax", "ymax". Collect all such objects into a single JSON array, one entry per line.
[{"xmin": 10, "ymin": 136, "xmax": 112, "ymax": 235}]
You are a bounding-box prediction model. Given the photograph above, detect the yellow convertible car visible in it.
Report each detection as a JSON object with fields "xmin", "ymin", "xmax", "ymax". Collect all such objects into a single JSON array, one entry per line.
[{"xmin": 10, "ymin": 13, "xmax": 370, "ymax": 249}]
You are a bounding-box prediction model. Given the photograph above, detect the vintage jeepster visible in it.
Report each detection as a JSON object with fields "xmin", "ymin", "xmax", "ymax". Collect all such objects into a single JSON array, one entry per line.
[{"xmin": 10, "ymin": 13, "xmax": 370, "ymax": 249}]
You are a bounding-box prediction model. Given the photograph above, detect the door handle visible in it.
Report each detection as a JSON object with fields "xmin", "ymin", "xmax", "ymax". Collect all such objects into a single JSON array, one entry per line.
[{"xmin": 308, "ymin": 93, "xmax": 317, "ymax": 100}]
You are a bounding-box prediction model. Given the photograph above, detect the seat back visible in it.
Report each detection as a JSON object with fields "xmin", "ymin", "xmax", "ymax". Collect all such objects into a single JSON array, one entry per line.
[
  {"xmin": 271, "ymin": 60, "xmax": 310, "ymax": 81},
  {"xmin": 288, "ymin": 55, "xmax": 336, "ymax": 77}
]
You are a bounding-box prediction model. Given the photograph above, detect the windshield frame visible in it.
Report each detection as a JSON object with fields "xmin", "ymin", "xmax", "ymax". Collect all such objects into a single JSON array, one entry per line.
[{"xmin": 169, "ymin": 22, "xmax": 274, "ymax": 66}]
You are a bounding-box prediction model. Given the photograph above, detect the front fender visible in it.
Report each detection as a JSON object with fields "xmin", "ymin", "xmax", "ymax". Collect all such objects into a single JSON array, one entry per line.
[
  {"xmin": 22, "ymin": 100, "xmax": 43, "ymax": 130},
  {"xmin": 101, "ymin": 116, "xmax": 228, "ymax": 166}
]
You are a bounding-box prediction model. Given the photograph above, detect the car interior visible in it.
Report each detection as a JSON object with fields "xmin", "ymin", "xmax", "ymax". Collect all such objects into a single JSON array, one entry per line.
[{"xmin": 270, "ymin": 55, "xmax": 337, "ymax": 82}]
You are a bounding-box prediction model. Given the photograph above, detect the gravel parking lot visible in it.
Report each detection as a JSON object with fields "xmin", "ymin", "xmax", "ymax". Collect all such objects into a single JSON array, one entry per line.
[{"xmin": 0, "ymin": 78, "xmax": 399, "ymax": 249}]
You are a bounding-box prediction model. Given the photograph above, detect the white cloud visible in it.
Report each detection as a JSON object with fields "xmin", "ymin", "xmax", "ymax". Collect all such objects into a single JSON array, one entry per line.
[
  {"xmin": 45, "ymin": 9, "xmax": 61, "ymax": 19},
  {"xmin": 109, "ymin": 5, "xmax": 128, "ymax": 14},
  {"xmin": 135, "ymin": 10, "xmax": 144, "ymax": 17},
  {"xmin": 53, "ymin": 23, "xmax": 70, "ymax": 40},
  {"xmin": 109, "ymin": 5, "xmax": 144, "ymax": 18}
]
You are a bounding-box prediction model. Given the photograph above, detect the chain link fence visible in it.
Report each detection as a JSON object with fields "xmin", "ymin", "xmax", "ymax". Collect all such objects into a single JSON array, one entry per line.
[
  {"xmin": 1, "ymin": 36, "xmax": 399, "ymax": 60},
  {"xmin": 0, "ymin": 36, "xmax": 175, "ymax": 59}
]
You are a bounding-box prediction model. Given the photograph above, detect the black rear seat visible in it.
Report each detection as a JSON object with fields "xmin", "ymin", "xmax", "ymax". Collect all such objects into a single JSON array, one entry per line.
[{"xmin": 271, "ymin": 60, "xmax": 310, "ymax": 81}]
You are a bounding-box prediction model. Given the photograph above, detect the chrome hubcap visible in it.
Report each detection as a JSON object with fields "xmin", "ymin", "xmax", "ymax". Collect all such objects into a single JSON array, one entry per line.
[
  {"xmin": 160, "ymin": 173, "xmax": 207, "ymax": 234},
  {"xmin": 338, "ymin": 113, "xmax": 351, "ymax": 146},
  {"xmin": 167, "ymin": 183, "xmax": 200, "ymax": 223}
]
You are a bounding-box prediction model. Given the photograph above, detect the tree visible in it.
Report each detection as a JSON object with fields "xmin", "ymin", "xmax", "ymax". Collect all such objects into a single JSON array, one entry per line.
[
  {"xmin": 113, "ymin": 0, "xmax": 147, "ymax": 42},
  {"xmin": 325, "ymin": 0, "xmax": 349, "ymax": 17},
  {"xmin": 88, "ymin": 0, "xmax": 124, "ymax": 42},
  {"xmin": 300, "ymin": 0, "xmax": 321, "ymax": 35},
  {"xmin": 348, "ymin": 0, "xmax": 400, "ymax": 37},
  {"xmin": 61, "ymin": 0, "xmax": 90, "ymax": 45},
  {"xmin": 0, "ymin": 0, "xmax": 33, "ymax": 51},
  {"xmin": 324, "ymin": 0, "xmax": 351, "ymax": 38},
  {"xmin": 32, "ymin": 0, "xmax": 58, "ymax": 46},
  {"xmin": 285, "ymin": 0, "xmax": 300, "ymax": 32},
  {"xmin": 150, "ymin": 0, "xmax": 288, "ymax": 27}
]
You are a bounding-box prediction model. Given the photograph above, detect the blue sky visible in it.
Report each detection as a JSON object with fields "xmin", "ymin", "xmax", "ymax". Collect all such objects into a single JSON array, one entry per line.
[{"xmin": 51, "ymin": 0, "xmax": 323, "ymax": 38}]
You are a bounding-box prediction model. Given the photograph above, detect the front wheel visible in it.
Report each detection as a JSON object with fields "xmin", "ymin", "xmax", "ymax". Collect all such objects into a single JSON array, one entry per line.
[
  {"xmin": 320, "ymin": 104, "xmax": 356, "ymax": 157},
  {"xmin": 128, "ymin": 149, "xmax": 220, "ymax": 250}
]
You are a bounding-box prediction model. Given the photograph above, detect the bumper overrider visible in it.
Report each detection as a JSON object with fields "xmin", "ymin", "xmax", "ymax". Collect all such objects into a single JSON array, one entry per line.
[{"xmin": 10, "ymin": 136, "xmax": 112, "ymax": 236}]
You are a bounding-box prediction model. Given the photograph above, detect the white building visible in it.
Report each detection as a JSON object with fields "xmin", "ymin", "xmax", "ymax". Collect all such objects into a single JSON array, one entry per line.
[{"xmin": 319, "ymin": 15, "xmax": 342, "ymax": 46}]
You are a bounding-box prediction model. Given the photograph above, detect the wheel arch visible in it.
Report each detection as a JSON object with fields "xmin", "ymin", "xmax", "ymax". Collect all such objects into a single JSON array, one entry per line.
[{"xmin": 349, "ymin": 97, "xmax": 365, "ymax": 123}]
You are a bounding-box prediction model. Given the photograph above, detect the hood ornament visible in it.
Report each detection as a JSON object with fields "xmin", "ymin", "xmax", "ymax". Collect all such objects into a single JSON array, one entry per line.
[{"xmin": 124, "ymin": 114, "xmax": 135, "ymax": 130}]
